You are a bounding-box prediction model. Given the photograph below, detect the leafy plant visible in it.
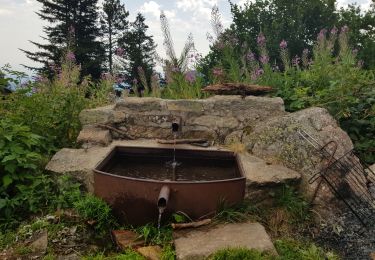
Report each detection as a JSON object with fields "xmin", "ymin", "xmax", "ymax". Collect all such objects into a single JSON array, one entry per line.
[
  {"xmin": 161, "ymin": 245, "xmax": 175, "ymax": 260},
  {"xmin": 74, "ymin": 194, "xmax": 117, "ymax": 233},
  {"xmin": 0, "ymin": 119, "xmax": 48, "ymax": 225},
  {"xmin": 161, "ymin": 71, "xmax": 207, "ymax": 99},
  {"xmin": 135, "ymin": 224, "xmax": 173, "ymax": 245}
]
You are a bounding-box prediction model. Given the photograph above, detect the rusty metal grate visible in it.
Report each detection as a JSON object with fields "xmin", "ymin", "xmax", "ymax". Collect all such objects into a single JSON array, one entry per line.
[{"xmin": 298, "ymin": 129, "xmax": 375, "ymax": 230}]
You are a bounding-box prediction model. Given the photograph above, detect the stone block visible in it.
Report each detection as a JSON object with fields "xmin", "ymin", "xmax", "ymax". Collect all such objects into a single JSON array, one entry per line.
[
  {"xmin": 239, "ymin": 153, "xmax": 301, "ymax": 187},
  {"xmin": 112, "ymin": 230, "xmax": 145, "ymax": 249},
  {"xmin": 167, "ymin": 100, "xmax": 204, "ymax": 113},
  {"xmin": 191, "ymin": 115, "xmax": 239, "ymax": 129},
  {"xmin": 77, "ymin": 126, "xmax": 112, "ymax": 146},
  {"xmin": 136, "ymin": 246, "xmax": 162, "ymax": 260},
  {"xmin": 45, "ymin": 147, "xmax": 112, "ymax": 192},
  {"xmin": 79, "ymin": 105, "xmax": 114, "ymax": 125},
  {"xmin": 174, "ymin": 222, "xmax": 276, "ymax": 260}
]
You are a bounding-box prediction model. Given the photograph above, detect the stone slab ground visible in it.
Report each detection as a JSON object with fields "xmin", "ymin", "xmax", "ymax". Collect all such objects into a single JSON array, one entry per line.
[{"xmin": 173, "ymin": 222, "xmax": 276, "ymax": 260}]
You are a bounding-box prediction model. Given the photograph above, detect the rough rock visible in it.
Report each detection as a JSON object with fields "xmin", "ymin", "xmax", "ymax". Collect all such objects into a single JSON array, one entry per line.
[
  {"xmin": 112, "ymin": 230, "xmax": 145, "ymax": 249},
  {"xmin": 245, "ymin": 107, "xmax": 353, "ymax": 210},
  {"xmin": 136, "ymin": 246, "xmax": 162, "ymax": 260},
  {"xmin": 29, "ymin": 230, "xmax": 48, "ymax": 253},
  {"xmin": 370, "ymin": 164, "xmax": 375, "ymax": 173},
  {"xmin": 77, "ymin": 126, "xmax": 112, "ymax": 146},
  {"xmin": 174, "ymin": 222, "xmax": 276, "ymax": 260},
  {"xmin": 246, "ymin": 107, "xmax": 353, "ymax": 170}
]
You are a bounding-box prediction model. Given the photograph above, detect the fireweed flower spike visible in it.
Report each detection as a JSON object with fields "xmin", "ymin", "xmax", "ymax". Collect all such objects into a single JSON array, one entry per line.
[
  {"xmin": 331, "ymin": 26, "xmax": 338, "ymax": 36},
  {"xmin": 279, "ymin": 40, "xmax": 287, "ymax": 49},
  {"xmin": 66, "ymin": 51, "xmax": 76, "ymax": 62},
  {"xmin": 115, "ymin": 47, "xmax": 125, "ymax": 57},
  {"xmin": 259, "ymin": 55, "xmax": 269, "ymax": 65},
  {"xmin": 341, "ymin": 25, "xmax": 349, "ymax": 33},
  {"xmin": 185, "ymin": 71, "xmax": 196, "ymax": 83},
  {"xmin": 257, "ymin": 32, "xmax": 266, "ymax": 47},
  {"xmin": 317, "ymin": 29, "xmax": 327, "ymax": 42}
]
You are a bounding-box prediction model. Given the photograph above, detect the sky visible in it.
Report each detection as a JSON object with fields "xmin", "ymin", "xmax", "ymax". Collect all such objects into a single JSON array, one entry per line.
[{"xmin": 0, "ymin": 0, "xmax": 373, "ymax": 74}]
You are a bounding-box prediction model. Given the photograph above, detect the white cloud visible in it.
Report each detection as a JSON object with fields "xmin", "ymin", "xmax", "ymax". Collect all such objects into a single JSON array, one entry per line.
[
  {"xmin": 0, "ymin": 8, "xmax": 13, "ymax": 16},
  {"xmin": 139, "ymin": 1, "xmax": 161, "ymax": 19},
  {"xmin": 139, "ymin": 1, "xmax": 176, "ymax": 20},
  {"xmin": 176, "ymin": 0, "xmax": 218, "ymax": 19}
]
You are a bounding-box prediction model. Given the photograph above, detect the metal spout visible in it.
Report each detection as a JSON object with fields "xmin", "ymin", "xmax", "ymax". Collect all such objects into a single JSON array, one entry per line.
[
  {"xmin": 172, "ymin": 118, "xmax": 181, "ymax": 133},
  {"xmin": 172, "ymin": 122, "xmax": 179, "ymax": 133},
  {"xmin": 157, "ymin": 186, "xmax": 170, "ymax": 213}
]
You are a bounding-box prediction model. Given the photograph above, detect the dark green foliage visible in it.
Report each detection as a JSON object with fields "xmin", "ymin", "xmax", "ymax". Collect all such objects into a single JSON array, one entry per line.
[
  {"xmin": 199, "ymin": 0, "xmax": 337, "ymax": 73},
  {"xmin": 0, "ymin": 119, "xmax": 46, "ymax": 224},
  {"xmin": 339, "ymin": 4, "xmax": 375, "ymax": 69},
  {"xmin": 1, "ymin": 72, "xmax": 87, "ymax": 149},
  {"xmin": 119, "ymin": 13, "xmax": 157, "ymax": 92},
  {"xmin": 74, "ymin": 194, "xmax": 117, "ymax": 233},
  {"xmin": 100, "ymin": 0, "xmax": 129, "ymax": 74},
  {"xmin": 22, "ymin": 0, "xmax": 105, "ymax": 78},
  {"xmin": 0, "ymin": 64, "xmax": 113, "ymax": 231}
]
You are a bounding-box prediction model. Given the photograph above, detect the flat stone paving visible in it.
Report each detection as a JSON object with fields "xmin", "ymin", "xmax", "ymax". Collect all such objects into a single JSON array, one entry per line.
[{"xmin": 173, "ymin": 222, "xmax": 277, "ymax": 260}]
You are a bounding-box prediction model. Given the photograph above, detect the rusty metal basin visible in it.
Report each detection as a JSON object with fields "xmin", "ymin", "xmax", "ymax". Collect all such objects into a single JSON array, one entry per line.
[{"xmin": 94, "ymin": 146, "xmax": 246, "ymax": 225}]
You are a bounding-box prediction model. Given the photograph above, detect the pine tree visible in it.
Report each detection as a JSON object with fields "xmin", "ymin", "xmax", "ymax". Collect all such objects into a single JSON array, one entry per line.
[
  {"xmin": 21, "ymin": 0, "xmax": 105, "ymax": 79},
  {"xmin": 119, "ymin": 13, "xmax": 157, "ymax": 92},
  {"xmin": 100, "ymin": 0, "xmax": 129, "ymax": 74}
]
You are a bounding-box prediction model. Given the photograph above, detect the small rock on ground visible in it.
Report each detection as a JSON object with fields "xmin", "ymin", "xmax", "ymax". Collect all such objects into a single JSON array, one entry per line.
[
  {"xmin": 29, "ymin": 230, "xmax": 48, "ymax": 253},
  {"xmin": 112, "ymin": 230, "xmax": 144, "ymax": 250},
  {"xmin": 174, "ymin": 222, "xmax": 276, "ymax": 260},
  {"xmin": 136, "ymin": 245, "xmax": 162, "ymax": 260}
]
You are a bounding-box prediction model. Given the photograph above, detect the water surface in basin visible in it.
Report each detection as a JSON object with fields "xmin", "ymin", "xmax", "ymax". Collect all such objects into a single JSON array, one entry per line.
[{"xmin": 102, "ymin": 152, "xmax": 240, "ymax": 181}]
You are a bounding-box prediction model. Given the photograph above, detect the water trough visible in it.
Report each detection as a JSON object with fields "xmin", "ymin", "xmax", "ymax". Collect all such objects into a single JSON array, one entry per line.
[{"xmin": 94, "ymin": 146, "xmax": 246, "ymax": 225}]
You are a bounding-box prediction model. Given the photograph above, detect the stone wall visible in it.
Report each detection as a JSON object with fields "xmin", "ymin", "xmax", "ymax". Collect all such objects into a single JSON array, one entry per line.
[
  {"xmin": 78, "ymin": 95, "xmax": 286, "ymax": 144},
  {"xmin": 76, "ymin": 95, "xmax": 355, "ymax": 214}
]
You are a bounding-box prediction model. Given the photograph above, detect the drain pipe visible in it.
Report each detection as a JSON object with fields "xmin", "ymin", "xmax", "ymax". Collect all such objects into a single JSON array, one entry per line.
[{"xmin": 157, "ymin": 186, "xmax": 170, "ymax": 213}]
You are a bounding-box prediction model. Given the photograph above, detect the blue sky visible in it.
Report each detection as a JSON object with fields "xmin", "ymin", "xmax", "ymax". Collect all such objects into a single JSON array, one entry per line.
[{"xmin": 0, "ymin": 0, "xmax": 373, "ymax": 73}]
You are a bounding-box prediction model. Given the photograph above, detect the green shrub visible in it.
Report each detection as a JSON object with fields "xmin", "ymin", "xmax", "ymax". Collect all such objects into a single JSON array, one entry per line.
[
  {"xmin": 0, "ymin": 119, "xmax": 48, "ymax": 226},
  {"xmin": 74, "ymin": 194, "xmax": 117, "ymax": 233},
  {"xmin": 161, "ymin": 71, "xmax": 207, "ymax": 99},
  {"xmin": 260, "ymin": 28, "xmax": 375, "ymax": 164}
]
